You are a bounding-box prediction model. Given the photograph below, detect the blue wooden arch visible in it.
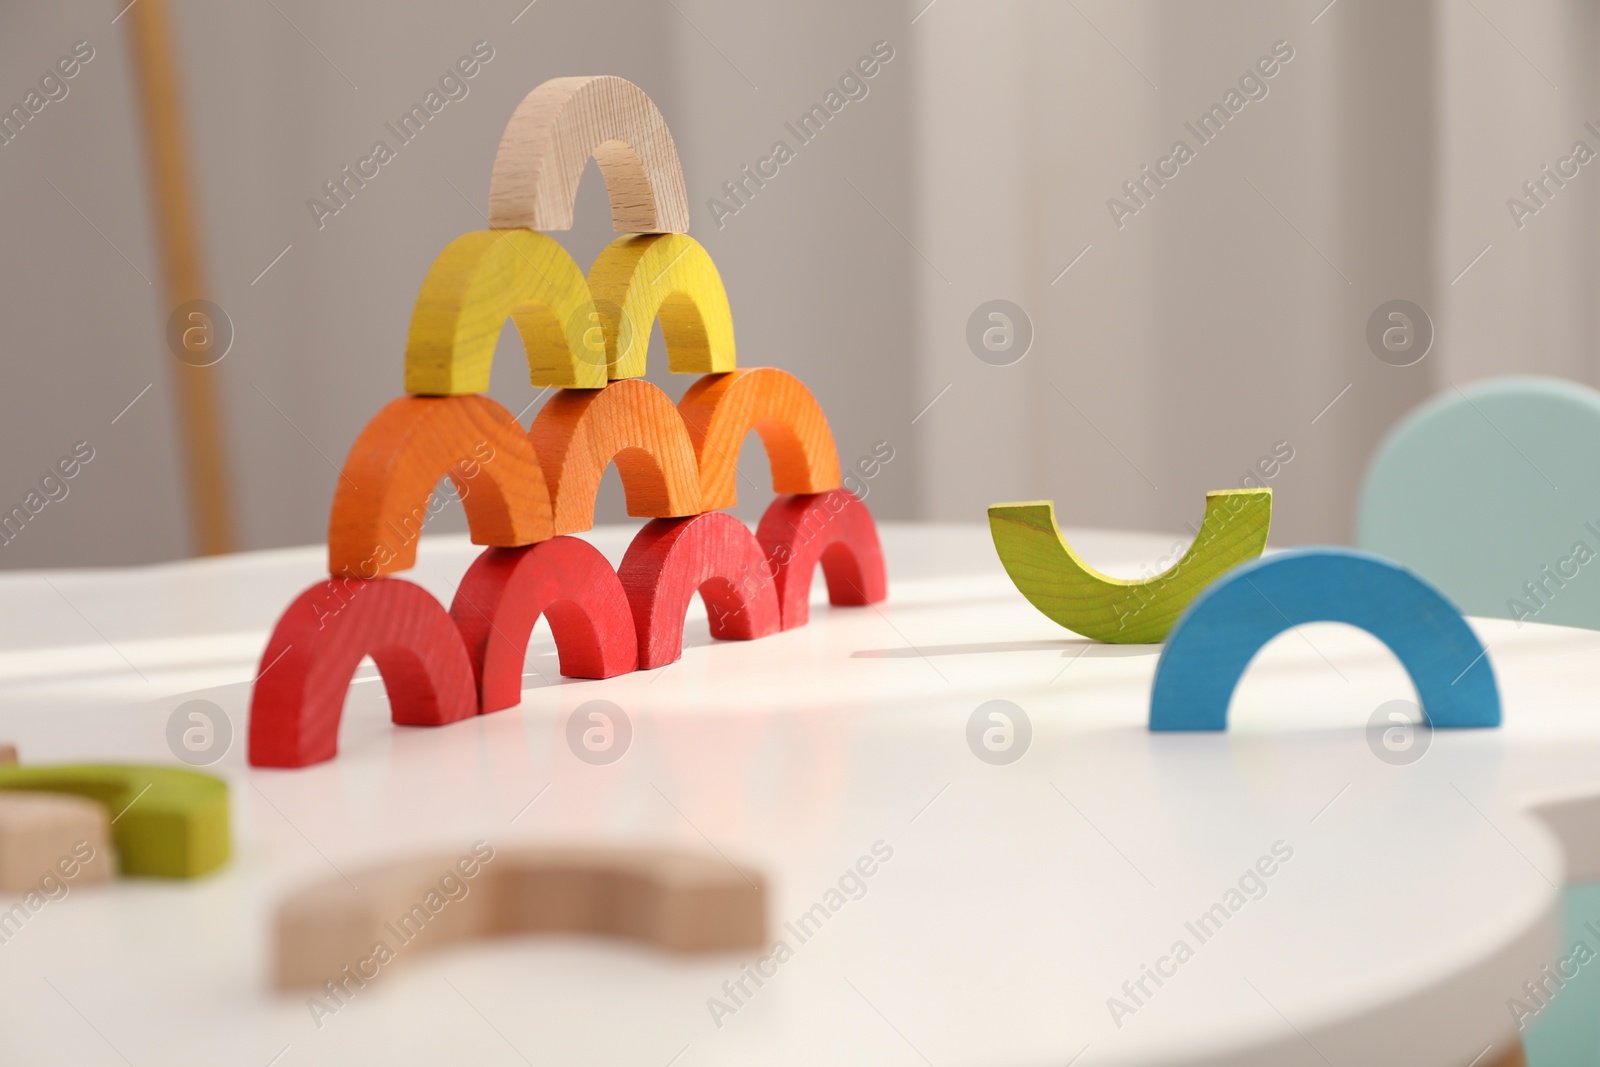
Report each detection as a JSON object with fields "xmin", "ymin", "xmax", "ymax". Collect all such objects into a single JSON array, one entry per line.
[{"xmin": 1149, "ymin": 548, "xmax": 1500, "ymax": 731}]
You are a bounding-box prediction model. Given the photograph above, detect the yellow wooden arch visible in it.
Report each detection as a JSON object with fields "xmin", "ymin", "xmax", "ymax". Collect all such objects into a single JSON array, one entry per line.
[
  {"xmin": 404, "ymin": 230, "xmax": 739, "ymax": 394},
  {"xmin": 587, "ymin": 233, "xmax": 736, "ymax": 381},
  {"xmin": 403, "ymin": 230, "xmax": 607, "ymax": 394}
]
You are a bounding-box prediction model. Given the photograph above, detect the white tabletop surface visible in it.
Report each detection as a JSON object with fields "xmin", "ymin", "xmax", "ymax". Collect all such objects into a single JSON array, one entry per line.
[{"xmin": 0, "ymin": 523, "xmax": 1597, "ymax": 1067}]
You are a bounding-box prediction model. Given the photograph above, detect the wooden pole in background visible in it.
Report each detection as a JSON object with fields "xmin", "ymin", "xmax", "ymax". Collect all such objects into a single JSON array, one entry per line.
[{"xmin": 123, "ymin": 0, "xmax": 236, "ymax": 556}]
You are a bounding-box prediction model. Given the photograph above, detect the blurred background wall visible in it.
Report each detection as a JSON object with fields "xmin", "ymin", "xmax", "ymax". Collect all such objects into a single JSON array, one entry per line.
[{"xmin": 0, "ymin": 0, "xmax": 1591, "ymax": 568}]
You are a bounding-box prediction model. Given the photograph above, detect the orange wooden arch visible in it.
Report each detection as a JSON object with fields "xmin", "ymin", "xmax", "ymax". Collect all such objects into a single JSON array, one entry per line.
[
  {"xmin": 677, "ymin": 369, "xmax": 842, "ymax": 510},
  {"xmin": 528, "ymin": 379, "xmax": 702, "ymax": 535},
  {"xmin": 328, "ymin": 396, "xmax": 552, "ymax": 578}
]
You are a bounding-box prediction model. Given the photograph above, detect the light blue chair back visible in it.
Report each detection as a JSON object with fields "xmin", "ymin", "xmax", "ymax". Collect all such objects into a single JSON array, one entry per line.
[{"xmin": 1358, "ymin": 376, "xmax": 1600, "ymax": 631}]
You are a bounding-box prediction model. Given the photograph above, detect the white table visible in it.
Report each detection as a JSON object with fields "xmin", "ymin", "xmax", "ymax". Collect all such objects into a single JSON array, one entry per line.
[{"xmin": 0, "ymin": 524, "xmax": 1596, "ymax": 1066}]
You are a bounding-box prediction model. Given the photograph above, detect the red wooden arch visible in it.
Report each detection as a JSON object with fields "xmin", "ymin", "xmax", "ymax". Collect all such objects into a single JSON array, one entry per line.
[
  {"xmin": 248, "ymin": 577, "xmax": 478, "ymax": 768},
  {"xmin": 618, "ymin": 512, "xmax": 781, "ymax": 670},
  {"xmin": 450, "ymin": 537, "xmax": 639, "ymax": 713},
  {"xmin": 756, "ymin": 491, "xmax": 888, "ymax": 629}
]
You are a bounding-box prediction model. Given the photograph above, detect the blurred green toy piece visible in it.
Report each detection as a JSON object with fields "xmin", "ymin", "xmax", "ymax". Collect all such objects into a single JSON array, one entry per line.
[
  {"xmin": 988, "ymin": 489, "xmax": 1272, "ymax": 643},
  {"xmin": 0, "ymin": 764, "xmax": 228, "ymax": 878}
]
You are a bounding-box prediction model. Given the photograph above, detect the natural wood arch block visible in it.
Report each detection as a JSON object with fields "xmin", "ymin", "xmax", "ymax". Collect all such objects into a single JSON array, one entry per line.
[
  {"xmin": 450, "ymin": 538, "xmax": 639, "ymax": 713},
  {"xmin": 587, "ymin": 234, "xmax": 735, "ymax": 380},
  {"xmin": 275, "ymin": 846, "xmax": 765, "ymax": 989},
  {"xmin": 403, "ymin": 230, "xmax": 605, "ymax": 394},
  {"xmin": 618, "ymin": 512, "xmax": 782, "ymax": 670},
  {"xmin": 328, "ymin": 395, "xmax": 552, "ymax": 579},
  {"xmin": 0, "ymin": 792, "xmax": 114, "ymax": 891},
  {"xmin": 756, "ymin": 491, "xmax": 887, "ymax": 630},
  {"xmin": 249, "ymin": 577, "xmax": 479, "ymax": 768},
  {"xmin": 1150, "ymin": 547, "xmax": 1500, "ymax": 731},
  {"xmin": 0, "ymin": 765, "xmax": 229, "ymax": 878},
  {"xmin": 988, "ymin": 489, "xmax": 1272, "ymax": 643},
  {"xmin": 528, "ymin": 378, "xmax": 702, "ymax": 536},
  {"xmin": 488, "ymin": 75, "xmax": 690, "ymax": 233},
  {"xmin": 678, "ymin": 369, "xmax": 842, "ymax": 510},
  {"xmin": 0, "ymin": 744, "xmax": 15, "ymax": 766}
]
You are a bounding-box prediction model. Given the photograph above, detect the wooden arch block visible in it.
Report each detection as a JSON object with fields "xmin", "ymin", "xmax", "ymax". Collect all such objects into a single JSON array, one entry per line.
[
  {"xmin": 989, "ymin": 489, "xmax": 1272, "ymax": 644},
  {"xmin": 756, "ymin": 491, "xmax": 887, "ymax": 630},
  {"xmin": 450, "ymin": 538, "xmax": 639, "ymax": 713},
  {"xmin": 249, "ymin": 577, "xmax": 479, "ymax": 768},
  {"xmin": 275, "ymin": 846, "xmax": 765, "ymax": 989},
  {"xmin": 0, "ymin": 792, "xmax": 114, "ymax": 890},
  {"xmin": 618, "ymin": 512, "xmax": 782, "ymax": 670},
  {"xmin": 587, "ymin": 234, "xmax": 735, "ymax": 380},
  {"xmin": 404, "ymin": 230, "xmax": 605, "ymax": 394},
  {"xmin": 1149, "ymin": 548, "xmax": 1501, "ymax": 731},
  {"xmin": 328, "ymin": 395, "xmax": 552, "ymax": 579},
  {"xmin": 0, "ymin": 765, "xmax": 229, "ymax": 878},
  {"xmin": 678, "ymin": 369, "xmax": 842, "ymax": 511},
  {"xmin": 488, "ymin": 76, "xmax": 690, "ymax": 233},
  {"xmin": 528, "ymin": 378, "xmax": 703, "ymax": 536}
]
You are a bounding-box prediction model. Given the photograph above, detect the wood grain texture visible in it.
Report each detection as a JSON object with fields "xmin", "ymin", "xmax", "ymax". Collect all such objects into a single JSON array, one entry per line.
[
  {"xmin": 328, "ymin": 395, "xmax": 551, "ymax": 578},
  {"xmin": 403, "ymin": 229, "xmax": 605, "ymax": 394},
  {"xmin": 988, "ymin": 489, "xmax": 1272, "ymax": 643},
  {"xmin": 450, "ymin": 538, "xmax": 638, "ymax": 712},
  {"xmin": 587, "ymin": 234, "xmax": 735, "ymax": 380},
  {"xmin": 618, "ymin": 513, "xmax": 782, "ymax": 670},
  {"xmin": 249, "ymin": 578, "xmax": 479, "ymax": 768},
  {"xmin": 678, "ymin": 369, "xmax": 841, "ymax": 510},
  {"xmin": 123, "ymin": 0, "xmax": 236, "ymax": 554},
  {"xmin": 528, "ymin": 379, "xmax": 702, "ymax": 536},
  {"xmin": 0, "ymin": 765, "xmax": 228, "ymax": 878},
  {"xmin": 488, "ymin": 76, "xmax": 690, "ymax": 233},
  {"xmin": 275, "ymin": 845, "xmax": 765, "ymax": 989},
  {"xmin": 756, "ymin": 491, "xmax": 887, "ymax": 630},
  {"xmin": 0, "ymin": 792, "xmax": 113, "ymax": 891},
  {"xmin": 1150, "ymin": 548, "xmax": 1501, "ymax": 731}
]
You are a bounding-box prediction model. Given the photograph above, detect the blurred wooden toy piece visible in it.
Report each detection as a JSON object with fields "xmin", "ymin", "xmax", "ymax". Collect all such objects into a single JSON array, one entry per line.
[
  {"xmin": 619, "ymin": 512, "xmax": 781, "ymax": 670},
  {"xmin": 756, "ymin": 491, "xmax": 886, "ymax": 629},
  {"xmin": 529, "ymin": 379, "xmax": 703, "ymax": 536},
  {"xmin": 989, "ymin": 489, "xmax": 1272, "ymax": 643},
  {"xmin": 0, "ymin": 744, "xmax": 15, "ymax": 766},
  {"xmin": 0, "ymin": 792, "xmax": 114, "ymax": 891},
  {"xmin": 0, "ymin": 764, "xmax": 228, "ymax": 878},
  {"xmin": 678, "ymin": 368, "xmax": 840, "ymax": 510},
  {"xmin": 489, "ymin": 75, "xmax": 690, "ymax": 233},
  {"xmin": 275, "ymin": 845, "xmax": 765, "ymax": 989}
]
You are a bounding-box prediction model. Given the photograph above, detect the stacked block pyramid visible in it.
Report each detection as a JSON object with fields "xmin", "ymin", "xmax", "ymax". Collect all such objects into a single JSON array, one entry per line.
[{"xmin": 249, "ymin": 76, "xmax": 887, "ymax": 768}]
